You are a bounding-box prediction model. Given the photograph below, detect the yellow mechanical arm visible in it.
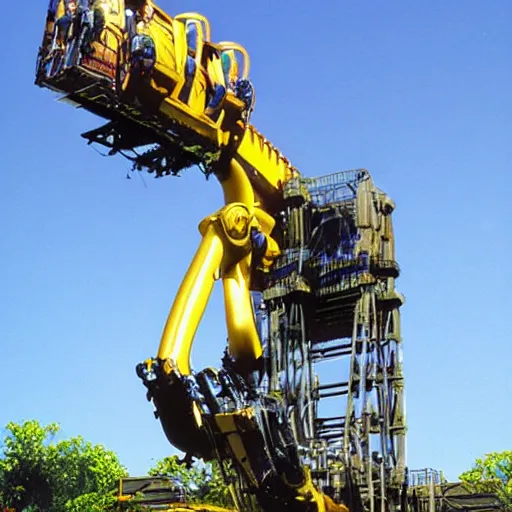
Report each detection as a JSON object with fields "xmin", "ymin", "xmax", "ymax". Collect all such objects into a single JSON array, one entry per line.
[{"xmin": 35, "ymin": 2, "xmax": 349, "ymax": 511}]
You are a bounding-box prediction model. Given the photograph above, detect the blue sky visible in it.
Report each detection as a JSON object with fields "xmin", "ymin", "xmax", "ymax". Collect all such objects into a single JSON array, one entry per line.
[{"xmin": 1, "ymin": 0, "xmax": 511, "ymax": 482}]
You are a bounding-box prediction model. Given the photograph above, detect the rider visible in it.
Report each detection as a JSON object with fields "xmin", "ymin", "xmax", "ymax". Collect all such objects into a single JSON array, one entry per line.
[
  {"xmin": 80, "ymin": 0, "xmax": 108, "ymax": 55},
  {"xmin": 54, "ymin": 0, "xmax": 77, "ymax": 47}
]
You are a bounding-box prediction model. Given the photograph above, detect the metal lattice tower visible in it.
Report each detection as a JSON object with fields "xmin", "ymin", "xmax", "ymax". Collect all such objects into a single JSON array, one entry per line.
[{"xmin": 259, "ymin": 169, "xmax": 407, "ymax": 511}]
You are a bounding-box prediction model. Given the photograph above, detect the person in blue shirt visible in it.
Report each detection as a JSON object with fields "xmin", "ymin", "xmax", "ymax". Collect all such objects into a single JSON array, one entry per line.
[{"xmin": 54, "ymin": 0, "xmax": 77, "ymax": 47}]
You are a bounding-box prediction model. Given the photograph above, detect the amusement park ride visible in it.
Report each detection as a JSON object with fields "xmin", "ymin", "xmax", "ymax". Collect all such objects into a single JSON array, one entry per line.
[{"xmin": 35, "ymin": 1, "xmax": 430, "ymax": 512}]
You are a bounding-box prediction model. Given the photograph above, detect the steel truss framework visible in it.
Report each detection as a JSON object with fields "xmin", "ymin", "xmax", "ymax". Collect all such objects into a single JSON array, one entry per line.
[{"xmin": 258, "ymin": 169, "xmax": 407, "ymax": 511}]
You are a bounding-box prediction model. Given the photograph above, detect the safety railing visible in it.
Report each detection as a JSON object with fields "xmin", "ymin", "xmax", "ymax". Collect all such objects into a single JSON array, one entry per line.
[
  {"xmin": 283, "ymin": 168, "xmax": 369, "ymax": 207},
  {"xmin": 409, "ymin": 468, "xmax": 444, "ymax": 487}
]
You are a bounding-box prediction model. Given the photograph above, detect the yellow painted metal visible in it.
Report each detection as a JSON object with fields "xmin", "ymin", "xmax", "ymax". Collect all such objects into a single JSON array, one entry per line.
[
  {"xmin": 157, "ymin": 154, "xmax": 283, "ymax": 374},
  {"xmin": 141, "ymin": 3, "xmax": 179, "ymax": 85},
  {"xmin": 157, "ymin": 196, "xmax": 263, "ymax": 376},
  {"xmin": 160, "ymin": 505, "xmax": 235, "ymax": 512},
  {"xmin": 158, "ymin": 97, "xmax": 226, "ymax": 145},
  {"xmin": 217, "ymin": 42, "xmax": 251, "ymax": 79},
  {"xmin": 172, "ymin": 18, "xmax": 187, "ymax": 77},
  {"xmin": 174, "ymin": 13, "xmax": 211, "ymax": 41},
  {"xmin": 214, "ymin": 159, "xmax": 267, "ymax": 363},
  {"xmin": 157, "ymin": 223, "xmax": 223, "ymax": 375},
  {"xmin": 214, "ymin": 409, "xmax": 259, "ymax": 487},
  {"xmin": 234, "ymin": 125, "xmax": 298, "ymax": 192},
  {"xmin": 118, "ymin": 495, "xmax": 234, "ymax": 512},
  {"xmin": 223, "ymin": 257, "xmax": 263, "ymax": 362}
]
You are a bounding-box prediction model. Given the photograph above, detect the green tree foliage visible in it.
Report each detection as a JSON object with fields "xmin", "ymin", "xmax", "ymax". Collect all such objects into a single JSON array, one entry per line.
[
  {"xmin": 200, "ymin": 460, "xmax": 234, "ymax": 508},
  {"xmin": 0, "ymin": 420, "xmax": 127, "ymax": 511},
  {"xmin": 64, "ymin": 493, "xmax": 118, "ymax": 512},
  {"xmin": 459, "ymin": 451, "xmax": 512, "ymax": 507},
  {"xmin": 149, "ymin": 455, "xmax": 233, "ymax": 508}
]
